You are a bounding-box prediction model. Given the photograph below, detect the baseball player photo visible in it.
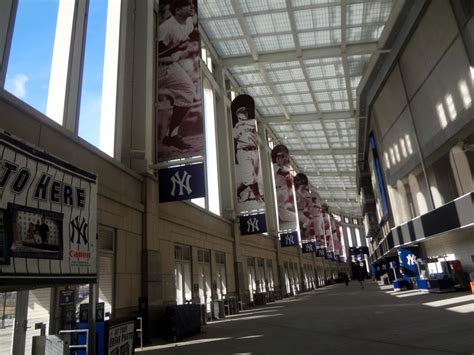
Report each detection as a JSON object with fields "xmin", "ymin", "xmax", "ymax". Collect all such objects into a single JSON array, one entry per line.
[{"xmin": 233, "ymin": 105, "xmax": 265, "ymax": 211}]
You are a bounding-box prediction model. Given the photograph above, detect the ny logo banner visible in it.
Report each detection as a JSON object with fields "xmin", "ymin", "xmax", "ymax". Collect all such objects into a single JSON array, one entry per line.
[
  {"xmin": 302, "ymin": 241, "xmax": 316, "ymax": 253},
  {"xmin": 316, "ymin": 247, "xmax": 327, "ymax": 258},
  {"xmin": 326, "ymin": 251, "xmax": 334, "ymax": 260},
  {"xmin": 280, "ymin": 231, "xmax": 299, "ymax": 247},
  {"xmin": 239, "ymin": 213, "xmax": 267, "ymax": 235},
  {"xmin": 159, "ymin": 163, "xmax": 206, "ymax": 202}
]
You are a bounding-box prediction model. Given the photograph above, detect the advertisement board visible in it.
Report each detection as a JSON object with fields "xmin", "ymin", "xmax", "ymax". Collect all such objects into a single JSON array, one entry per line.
[{"xmin": 0, "ymin": 132, "xmax": 97, "ymax": 288}]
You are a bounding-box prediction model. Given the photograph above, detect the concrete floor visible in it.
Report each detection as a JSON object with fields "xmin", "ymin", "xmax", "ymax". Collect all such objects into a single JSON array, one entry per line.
[{"xmin": 138, "ymin": 281, "xmax": 474, "ymax": 354}]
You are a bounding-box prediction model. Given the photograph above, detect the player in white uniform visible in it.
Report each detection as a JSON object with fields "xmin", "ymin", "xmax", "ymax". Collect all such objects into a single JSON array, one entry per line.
[
  {"xmin": 233, "ymin": 106, "xmax": 264, "ymax": 203},
  {"xmin": 158, "ymin": 0, "xmax": 197, "ymax": 150},
  {"xmin": 271, "ymin": 145, "xmax": 297, "ymax": 230}
]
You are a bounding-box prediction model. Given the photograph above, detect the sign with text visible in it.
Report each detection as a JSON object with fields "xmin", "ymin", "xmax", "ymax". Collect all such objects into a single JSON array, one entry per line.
[
  {"xmin": 105, "ymin": 318, "xmax": 136, "ymax": 355},
  {"xmin": 0, "ymin": 132, "xmax": 97, "ymax": 288},
  {"xmin": 239, "ymin": 213, "xmax": 267, "ymax": 235},
  {"xmin": 159, "ymin": 163, "xmax": 205, "ymax": 202}
]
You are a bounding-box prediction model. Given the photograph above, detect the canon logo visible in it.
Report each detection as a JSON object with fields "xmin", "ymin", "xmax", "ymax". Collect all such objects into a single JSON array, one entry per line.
[{"xmin": 69, "ymin": 250, "xmax": 91, "ymax": 258}]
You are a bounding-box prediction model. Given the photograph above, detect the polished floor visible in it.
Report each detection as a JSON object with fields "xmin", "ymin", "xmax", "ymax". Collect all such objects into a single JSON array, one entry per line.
[{"xmin": 139, "ymin": 281, "xmax": 474, "ymax": 354}]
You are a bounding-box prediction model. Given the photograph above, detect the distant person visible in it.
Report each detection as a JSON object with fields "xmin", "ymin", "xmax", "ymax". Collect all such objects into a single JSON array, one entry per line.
[
  {"xmin": 38, "ymin": 215, "xmax": 49, "ymax": 244},
  {"xmin": 343, "ymin": 273, "xmax": 350, "ymax": 286},
  {"xmin": 358, "ymin": 269, "xmax": 365, "ymax": 289}
]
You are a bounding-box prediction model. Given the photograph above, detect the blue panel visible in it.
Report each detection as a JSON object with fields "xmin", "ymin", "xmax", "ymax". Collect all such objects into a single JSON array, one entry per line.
[
  {"xmin": 159, "ymin": 164, "xmax": 206, "ymax": 202},
  {"xmin": 302, "ymin": 241, "xmax": 316, "ymax": 253},
  {"xmin": 280, "ymin": 231, "xmax": 299, "ymax": 247},
  {"xmin": 239, "ymin": 213, "xmax": 267, "ymax": 235},
  {"xmin": 316, "ymin": 247, "xmax": 327, "ymax": 258},
  {"xmin": 398, "ymin": 247, "xmax": 421, "ymax": 278}
]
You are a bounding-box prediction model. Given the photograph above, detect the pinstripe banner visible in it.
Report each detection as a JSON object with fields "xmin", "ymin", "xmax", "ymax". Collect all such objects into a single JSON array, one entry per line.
[{"xmin": 0, "ymin": 132, "xmax": 97, "ymax": 289}]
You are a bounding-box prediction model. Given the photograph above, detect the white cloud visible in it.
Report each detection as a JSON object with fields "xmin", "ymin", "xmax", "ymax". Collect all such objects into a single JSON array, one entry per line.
[{"xmin": 6, "ymin": 73, "xmax": 29, "ymax": 99}]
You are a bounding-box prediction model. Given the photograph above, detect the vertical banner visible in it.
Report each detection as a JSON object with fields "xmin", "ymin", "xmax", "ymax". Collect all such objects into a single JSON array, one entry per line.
[
  {"xmin": 156, "ymin": 0, "xmax": 204, "ymax": 163},
  {"xmin": 322, "ymin": 204, "xmax": 334, "ymax": 259},
  {"xmin": 230, "ymin": 95, "xmax": 266, "ymax": 235},
  {"xmin": 271, "ymin": 144, "xmax": 299, "ymax": 246},
  {"xmin": 0, "ymin": 132, "xmax": 97, "ymax": 288},
  {"xmin": 312, "ymin": 191, "xmax": 325, "ymax": 256},
  {"xmin": 294, "ymin": 173, "xmax": 314, "ymax": 241},
  {"xmin": 231, "ymin": 95, "xmax": 265, "ymax": 213}
]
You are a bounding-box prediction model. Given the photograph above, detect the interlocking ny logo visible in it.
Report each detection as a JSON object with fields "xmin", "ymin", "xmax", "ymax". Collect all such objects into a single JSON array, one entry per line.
[
  {"xmin": 170, "ymin": 170, "xmax": 192, "ymax": 197},
  {"xmin": 246, "ymin": 217, "xmax": 260, "ymax": 233},
  {"xmin": 406, "ymin": 253, "xmax": 416, "ymax": 266},
  {"xmin": 285, "ymin": 234, "xmax": 295, "ymax": 245},
  {"xmin": 306, "ymin": 243, "xmax": 314, "ymax": 252},
  {"xmin": 70, "ymin": 216, "xmax": 88, "ymax": 245}
]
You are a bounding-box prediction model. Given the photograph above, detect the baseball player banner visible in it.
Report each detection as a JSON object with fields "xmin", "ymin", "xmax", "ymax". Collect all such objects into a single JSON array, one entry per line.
[
  {"xmin": 239, "ymin": 213, "xmax": 267, "ymax": 236},
  {"xmin": 231, "ymin": 95, "xmax": 265, "ymax": 215},
  {"xmin": 271, "ymin": 144, "xmax": 298, "ymax": 233},
  {"xmin": 294, "ymin": 173, "xmax": 315, "ymax": 242},
  {"xmin": 156, "ymin": 0, "xmax": 205, "ymax": 163},
  {"xmin": 159, "ymin": 163, "xmax": 206, "ymax": 202},
  {"xmin": 0, "ymin": 132, "xmax": 97, "ymax": 288}
]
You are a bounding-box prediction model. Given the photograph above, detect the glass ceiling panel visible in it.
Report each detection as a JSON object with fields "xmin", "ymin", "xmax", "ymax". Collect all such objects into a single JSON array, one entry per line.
[
  {"xmin": 245, "ymin": 86, "xmax": 273, "ymax": 97},
  {"xmin": 347, "ymin": 1, "xmax": 392, "ymax": 25},
  {"xmin": 275, "ymin": 81, "xmax": 310, "ymax": 94},
  {"xmin": 266, "ymin": 61, "xmax": 301, "ymax": 71},
  {"xmin": 347, "ymin": 24, "xmax": 385, "ymax": 42},
  {"xmin": 254, "ymin": 96, "xmax": 278, "ymax": 106},
  {"xmin": 239, "ymin": 0, "xmax": 287, "ymax": 13},
  {"xmin": 311, "ymin": 77, "xmax": 346, "ymax": 91},
  {"xmin": 201, "ymin": 19, "xmax": 243, "ymax": 39},
  {"xmin": 233, "ymin": 72, "xmax": 265, "ymax": 86},
  {"xmin": 299, "ymin": 130, "xmax": 326, "ymax": 139},
  {"xmin": 254, "ymin": 34, "xmax": 295, "ymax": 52},
  {"xmin": 268, "ymin": 68, "xmax": 305, "ymax": 82},
  {"xmin": 212, "ymin": 39, "xmax": 250, "ymax": 57},
  {"xmin": 287, "ymin": 104, "xmax": 317, "ymax": 114},
  {"xmin": 347, "ymin": 54, "xmax": 371, "ymax": 76},
  {"xmin": 296, "ymin": 122, "xmax": 323, "ymax": 131},
  {"xmin": 292, "ymin": 0, "xmax": 340, "ymax": 7},
  {"xmin": 229, "ymin": 65, "xmax": 259, "ymax": 75},
  {"xmin": 294, "ymin": 6, "xmax": 341, "ymax": 30},
  {"xmin": 258, "ymin": 106, "xmax": 282, "ymax": 116},
  {"xmin": 299, "ymin": 30, "xmax": 341, "ymax": 48},
  {"xmin": 245, "ymin": 13, "xmax": 291, "ymax": 35},
  {"xmin": 199, "ymin": 0, "xmax": 234, "ymax": 18}
]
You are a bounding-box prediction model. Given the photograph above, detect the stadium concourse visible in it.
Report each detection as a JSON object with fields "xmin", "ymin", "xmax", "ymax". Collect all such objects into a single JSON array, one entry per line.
[{"xmin": 139, "ymin": 281, "xmax": 474, "ymax": 355}]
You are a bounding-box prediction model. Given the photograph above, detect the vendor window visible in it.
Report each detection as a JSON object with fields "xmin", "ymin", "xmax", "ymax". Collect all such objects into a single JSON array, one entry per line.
[{"xmin": 175, "ymin": 245, "xmax": 192, "ymax": 305}]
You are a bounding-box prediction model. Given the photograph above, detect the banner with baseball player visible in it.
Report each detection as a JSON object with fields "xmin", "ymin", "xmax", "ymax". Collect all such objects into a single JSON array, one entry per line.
[
  {"xmin": 270, "ymin": 144, "xmax": 299, "ymax": 246},
  {"xmin": 322, "ymin": 204, "xmax": 335, "ymax": 260},
  {"xmin": 311, "ymin": 190, "xmax": 326, "ymax": 255},
  {"xmin": 294, "ymin": 173, "xmax": 316, "ymax": 253},
  {"xmin": 0, "ymin": 132, "xmax": 97, "ymax": 289},
  {"xmin": 156, "ymin": 0, "xmax": 206, "ymax": 203},
  {"xmin": 231, "ymin": 95, "xmax": 265, "ymax": 211}
]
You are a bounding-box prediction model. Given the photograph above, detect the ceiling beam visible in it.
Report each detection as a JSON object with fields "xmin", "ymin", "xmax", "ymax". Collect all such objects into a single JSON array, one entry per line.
[
  {"xmin": 291, "ymin": 148, "xmax": 354, "ymax": 155},
  {"xmin": 261, "ymin": 111, "xmax": 356, "ymax": 123},
  {"xmin": 222, "ymin": 42, "xmax": 378, "ymax": 67},
  {"xmin": 303, "ymin": 170, "xmax": 355, "ymax": 177}
]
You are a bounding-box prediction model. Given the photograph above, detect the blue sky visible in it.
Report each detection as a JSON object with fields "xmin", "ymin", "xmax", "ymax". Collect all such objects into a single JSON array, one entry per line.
[{"xmin": 5, "ymin": 0, "xmax": 107, "ymax": 148}]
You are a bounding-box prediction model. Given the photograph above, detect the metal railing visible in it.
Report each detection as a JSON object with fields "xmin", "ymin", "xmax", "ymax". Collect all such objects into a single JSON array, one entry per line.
[
  {"xmin": 59, "ymin": 328, "xmax": 89, "ymax": 355},
  {"xmin": 136, "ymin": 317, "xmax": 143, "ymax": 350}
]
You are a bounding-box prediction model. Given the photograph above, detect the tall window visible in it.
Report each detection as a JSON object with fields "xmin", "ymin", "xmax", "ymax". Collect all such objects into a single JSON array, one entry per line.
[
  {"xmin": 3, "ymin": 0, "xmax": 122, "ymax": 156},
  {"xmin": 175, "ymin": 245, "xmax": 192, "ymax": 305},
  {"xmin": 197, "ymin": 249, "xmax": 211, "ymax": 312}
]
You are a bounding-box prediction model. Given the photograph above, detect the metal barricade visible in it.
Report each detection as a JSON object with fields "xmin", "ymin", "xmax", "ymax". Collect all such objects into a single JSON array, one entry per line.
[
  {"xmin": 136, "ymin": 316, "xmax": 143, "ymax": 350},
  {"xmin": 59, "ymin": 329, "xmax": 89, "ymax": 355}
]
